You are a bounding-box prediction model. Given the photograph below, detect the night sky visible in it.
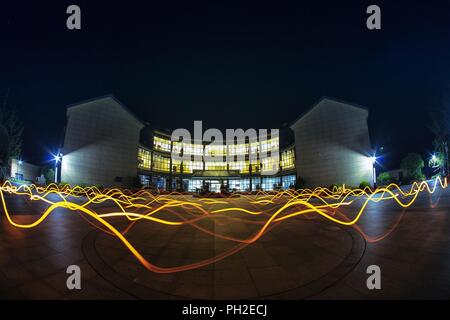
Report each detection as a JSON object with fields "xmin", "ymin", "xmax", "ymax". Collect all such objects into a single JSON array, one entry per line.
[{"xmin": 2, "ymin": 0, "xmax": 450, "ymax": 170}]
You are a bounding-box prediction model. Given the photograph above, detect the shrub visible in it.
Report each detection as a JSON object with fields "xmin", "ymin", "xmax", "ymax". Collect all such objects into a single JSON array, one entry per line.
[
  {"xmin": 359, "ymin": 180, "xmax": 371, "ymax": 189},
  {"xmin": 400, "ymin": 152, "xmax": 425, "ymax": 182},
  {"xmin": 377, "ymin": 172, "xmax": 393, "ymax": 185},
  {"xmin": 43, "ymin": 167, "xmax": 55, "ymax": 184}
]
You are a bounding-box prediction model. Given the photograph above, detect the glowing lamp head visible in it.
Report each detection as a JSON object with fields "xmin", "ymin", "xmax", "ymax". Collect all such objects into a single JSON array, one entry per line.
[
  {"xmin": 18, "ymin": 160, "xmax": 23, "ymax": 165},
  {"xmin": 54, "ymin": 154, "xmax": 61, "ymax": 163},
  {"xmin": 370, "ymin": 156, "xmax": 377, "ymax": 164},
  {"xmin": 431, "ymin": 154, "xmax": 437, "ymax": 162}
]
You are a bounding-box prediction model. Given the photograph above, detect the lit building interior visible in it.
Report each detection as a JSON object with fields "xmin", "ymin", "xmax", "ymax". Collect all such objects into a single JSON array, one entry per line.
[{"xmin": 138, "ymin": 130, "xmax": 296, "ymax": 192}]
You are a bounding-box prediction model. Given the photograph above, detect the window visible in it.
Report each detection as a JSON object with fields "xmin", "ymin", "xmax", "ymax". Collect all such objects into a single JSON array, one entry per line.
[
  {"xmin": 228, "ymin": 179, "xmax": 240, "ymax": 191},
  {"xmin": 228, "ymin": 160, "xmax": 249, "ymax": 173},
  {"xmin": 282, "ymin": 175, "xmax": 296, "ymax": 189},
  {"xmin": 261, "ymin": 177, "xmax": 281, "ymax": 191},
  {"xmin": 240, "ymin": 179, "xmax": 251, "ymax": 191},
  {"xmin": 205, "ymin": 161, "xmax": 227, "ymax": 170},
  {"xmin": 172, "ymin": 159, "xmax": 192, "ymax": 173},
  {"xmin": 183, "ymin": 143, "xmax": 203, "ymax": 156},
  {"xmin": 187, "ymin": 179, "xmax": 203, "ymax": 192},
  {"xmin": 205, "ymin": 144, "xmax": 226, "ymax": 157},
  {"xmin": 281, "ymin": 148, "xmax": 295, "ymax": 170},
  {"xmin": 152, "ymin": 154, "xmax": 170, "ymax": 172},
  {"xmin": 261, "ymin": 156, "xmax": 279, "ymax": 174},
  {"xmin": 172, "ymin": 141, "xmax": 182, "ymax": 156},
  {"xmin": 190, "ymin": 160, "xmax": 203, "ymax": 171},
  {"xmin": 138, "ymin": 148, "xmax": 152, "ymax": 170},
  {"xmin": 139, "ymin": 175, "xmax": 150, "ymax": 187},
  {"xmin": 153, "ymin": 136, "xmax": 171, "ymax": 152}
]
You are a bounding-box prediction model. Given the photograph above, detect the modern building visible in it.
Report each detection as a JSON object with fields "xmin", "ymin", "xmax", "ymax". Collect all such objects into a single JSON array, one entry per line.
[
  {"xmin": 9, "ymin": 159, "xmax": 42, "ymax": 182},
  {"xmin": 290, "ymin": 97, "xmax": 373, "ymax": 187},
  {"xmin": 137, "ymin": 129, "xmax": 296, "ymax": 192},
  {"xmin": 60, "ymin": 95, "xmax": 373, "ymax": 190},
  {"xmin": 61, "ymin": 96, "xmax": 145, "ymax": 187}
]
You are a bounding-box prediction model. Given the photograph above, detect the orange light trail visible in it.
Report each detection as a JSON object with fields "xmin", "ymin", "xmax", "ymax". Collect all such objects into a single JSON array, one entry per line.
[{"xmin": 0, "ymin": 177, "xmax": 447, "ymax": 273}]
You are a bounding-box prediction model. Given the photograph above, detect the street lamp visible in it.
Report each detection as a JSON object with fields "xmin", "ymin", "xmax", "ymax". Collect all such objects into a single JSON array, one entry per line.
[
  {"xmin": 53, "ymin": 153, "xmax": 62, "ymax": 184},
  {"xmin": 17, "ymin": 159, "xmax": 23, "ymax": 180},
  {"xmin": 370, "ymin": 155, "xmax": 377, "ymax": 186}
]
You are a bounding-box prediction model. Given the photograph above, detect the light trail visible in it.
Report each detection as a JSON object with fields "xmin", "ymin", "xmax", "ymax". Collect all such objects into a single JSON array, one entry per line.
[{"xmin": 0, "ymin": 177, "xmax": 447, "ymax": 273}]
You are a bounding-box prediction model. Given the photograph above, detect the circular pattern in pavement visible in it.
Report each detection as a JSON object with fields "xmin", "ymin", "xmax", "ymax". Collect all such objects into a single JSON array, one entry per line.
[{"xmin": 82, "ymin": 218, "xmax": 365, "ymax": 299}]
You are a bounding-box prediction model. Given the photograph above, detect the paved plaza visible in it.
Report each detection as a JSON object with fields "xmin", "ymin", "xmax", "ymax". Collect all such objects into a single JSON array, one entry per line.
[{"xmin": 1, "ymin": 187, "xmax": 450, "ymax": 299}]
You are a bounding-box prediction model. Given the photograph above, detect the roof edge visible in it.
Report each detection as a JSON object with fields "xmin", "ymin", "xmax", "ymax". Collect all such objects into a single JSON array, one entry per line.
[
  {"xmin": 67, "ymin": 94, "xmax": 147, "ymax": 127},
  {"xmin": 289, "ymin": 96, "xmax": 369, "ymax": 129}
]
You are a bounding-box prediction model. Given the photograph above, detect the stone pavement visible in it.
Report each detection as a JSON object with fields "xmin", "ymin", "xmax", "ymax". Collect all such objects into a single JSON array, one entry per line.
[{"xmin": 1, "ymin": 188, "xmax": 450, "ymax": 299}]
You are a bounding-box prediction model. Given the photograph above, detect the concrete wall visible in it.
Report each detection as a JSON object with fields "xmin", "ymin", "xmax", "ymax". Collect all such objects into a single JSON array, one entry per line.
[
  {"xmin": 61, "ymin": 96, "xmax": 144, "ymax": 187},
  {"xmin": 10, "ymin": 159, "xmax": 41, "ymax": 182},
  {"xmin": 291, "ymin": 98, "xmax": 373, "ymax": 187}
]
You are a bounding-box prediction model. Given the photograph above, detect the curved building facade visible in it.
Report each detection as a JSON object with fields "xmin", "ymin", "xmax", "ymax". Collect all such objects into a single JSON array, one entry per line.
[
  {"xmin": 60, "ymin": 95, "xmax": 373, "ymax": 190},
  {"xmin": 137, "ymin": 129, "xmax": 296, "ymax": 192}
]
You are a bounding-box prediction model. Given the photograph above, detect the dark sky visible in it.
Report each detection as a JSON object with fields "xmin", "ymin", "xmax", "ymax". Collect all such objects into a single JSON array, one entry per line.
[{"xmin": 2, "ymin": 0, "xmax": 450, "ymax": 170}]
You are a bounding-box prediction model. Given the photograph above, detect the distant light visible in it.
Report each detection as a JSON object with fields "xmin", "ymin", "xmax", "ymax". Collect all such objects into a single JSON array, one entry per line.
[
  {"xmin": 18, "ymin": 160, "xmax": 23, "ymax": 165},
  {"xmin": 431, "ymin": 154, "xmax": 437, "ymax": 162}
]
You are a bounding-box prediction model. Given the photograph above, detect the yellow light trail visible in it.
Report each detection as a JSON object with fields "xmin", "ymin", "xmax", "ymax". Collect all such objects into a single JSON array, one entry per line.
[{"xmin": 0, "ymin": 177, "xmax": 447, "ymax": 273}]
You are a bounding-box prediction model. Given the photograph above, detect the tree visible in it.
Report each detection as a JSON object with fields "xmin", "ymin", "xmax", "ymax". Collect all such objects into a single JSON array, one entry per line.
[
  {"xmin": 428, "ymin": 91, "xmax": 450, "ymax": 176},
  {"xmin": 0, "ymin": 125, "xmax": 8, "ymax": 165},
  {"xmin": 43, "ymin": 167, "xmax": 55, "ymax": 184},
  {"xmin": 400, "ymin": 153, "xmax": 425, "ymax": 182},
  {"xmin": 377, "ymin": 172, "xmax": 393, "ymax": 185},
  {"xmin": 0, "ymin": 91, "xmax": 23, "ymax": 166},
  {"xmin": 429, "ymin": 149, "xmax": 445, "ymax": 177}
]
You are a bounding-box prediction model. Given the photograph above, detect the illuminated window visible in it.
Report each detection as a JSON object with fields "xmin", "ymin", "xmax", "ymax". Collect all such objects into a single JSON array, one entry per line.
[
  {"xmin": 138, "ymin": 148, "xmax": 152, "ymax": 170},
  {"xmin": 183, "ymin": 143, "xmax": 202, "ymax": 156},
  {"xmin": 172, "ymin": 141, "xmax": 182, "ymax": 156},
  {"xmin": 282, "ymin": 175, "xmax": 296, "ymax": 189},
  {"xmin": 153, "ymin": 136, "xmax": 171, "ymax": 152},
  {"xmin": 281, "ymin": 148, "xmax": 295, "ymax": 170},
  {"xmin": 250, "ymin": 161, "xmax": 261, "ymax": 173},
  {"xmin": 187, "ymin": 179, "xmax": 203, "ymax": 192},
  {"xmin": 261, "ymin": 177, "xmax": 281, "ymax": 191},
  {"xmin": 205, "ymin": 161, "xmax": 227, "ymax": 170},
  {"xmin": 205, "ymin": 144, "xmax": 226, "ymax": 157},
  {"xmin": 228, "ymin": 179, "xmax": 241, "ymax": 191},
  {"xmin": 172, "ymin": 159, "xmax": 181, "ymax": 173},
  {"xmin": 152, "ymin": 154, "xmax": 170, "ymax": 172},
  {"xmin": 228, "ymin": 160, "xmax": 248, "ymax": 173},
  {"xmin": 190, "ymin": 160, "xmax": 203, "ymax": 171},
  {"xmin": 249, "ymin": 141, "xmax": 259, "ymax": 154},
  {"xmin": 228, "ymin": 179, "xmax": 250, "ymax": 191},
  {"xmin": 228, "ymin": 143, "xmax": 249, "ymax": 156},
  {"xmin": 260, "ymin": 138, "xmax": 279, "ymax": 154},
  {"xmin": 172, "ymin": 159, "xmax": 193, "ymax": 173},
  {"xmin": 261, "ymin": 156, "xmax": 279, "ymax": 174}
]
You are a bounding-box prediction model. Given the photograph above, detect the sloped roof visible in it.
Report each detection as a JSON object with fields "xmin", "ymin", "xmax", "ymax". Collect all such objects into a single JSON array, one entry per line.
[
  {"xmin": 289, "ymin": 96, "xmax": 369, "ymax": 129},
  {"xmin": 67, "ymin": 94, "xmax": 146, "ymax": 126}
]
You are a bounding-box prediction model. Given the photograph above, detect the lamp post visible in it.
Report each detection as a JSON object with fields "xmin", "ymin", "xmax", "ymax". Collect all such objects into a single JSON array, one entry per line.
[
  {"xmin": 370, "ymin": 155, "xmax": 377, "ymax": 187},
  {"xmin": 17, "ymin": 160, "xmax": 23, "ymax": 180},
  {"xmin": 54, "ymin": 153, "xmax": 62, "ymax": 184}
]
